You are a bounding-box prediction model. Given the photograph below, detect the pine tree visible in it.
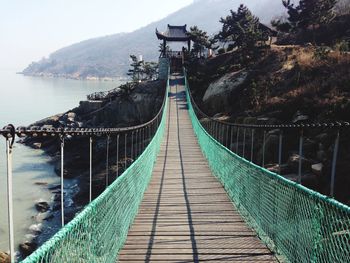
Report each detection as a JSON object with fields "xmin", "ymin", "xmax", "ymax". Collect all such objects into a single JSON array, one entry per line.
[
  {"xmin": 127, "ymin": 55, "xmax": 143, "ymax": 82},
  {"xmin": 187, "ymin": 26, "xmax": 214, "ymax": 57},
  {"xmin": 299, "ymin": 0, "xmax": 336, "ymax": 29},
  {"xmin": 216, "ymin": 4, "xmax": 262, "ymax": 50},
  {"xmin": 273, "ymin": 0, "xmax": 337, "ymax": 32}
]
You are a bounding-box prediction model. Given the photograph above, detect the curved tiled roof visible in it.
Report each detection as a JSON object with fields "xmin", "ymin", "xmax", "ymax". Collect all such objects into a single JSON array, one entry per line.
[{"xmin": 156, "ymin": 24, "xmax": 191, "ymax": 41}]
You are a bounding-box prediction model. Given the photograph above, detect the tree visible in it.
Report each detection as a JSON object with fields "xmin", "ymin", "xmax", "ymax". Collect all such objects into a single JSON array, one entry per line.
[
  {"xmin": 187, "ymin": 26, "xmax": 216, "ymax": 57},
  {"xmin": 142, "ymin": 62, "xmax": 158, "ymax": 80},
  {"xmin": 216, "ymin": 4, "xmax": 262, "ymax": 50},
  {"xmin": 127, "ymin": 55, "xmax": 143, "ymax": 82},
  {"xmin": 272, "ymin": 0, "xmax": 337, "ymax": 32},
  {"xmin": 272, "ymin": 0, "xmax": 301, "ymax": 32},
  {"xmin": 299, "ymin": 0, "xmax": 336, "ymax": 29}
]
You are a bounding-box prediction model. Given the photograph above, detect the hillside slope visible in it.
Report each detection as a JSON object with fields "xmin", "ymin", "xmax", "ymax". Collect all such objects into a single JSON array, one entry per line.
[{"xmin": 22, "ymin": 0, "xmax": 284, "ymax": 79}]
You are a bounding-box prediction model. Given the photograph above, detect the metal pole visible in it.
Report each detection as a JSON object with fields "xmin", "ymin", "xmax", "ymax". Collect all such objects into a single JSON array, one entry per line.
[
  {"xmin": 131, "ymin": 131, "xmax": 134, "ymax": 161},
  {"xmin": 298, "ymin": 130, "xmax": 304, "ymax": 184},
  {"xmin": 106, "ymin": 135, "xmax": 110, "ymax": 188},
  {"xmin": 143, "ymin": 128, "xmax": 145, "ymax": 150},
  {"xmin": 116, "ymin": 134, "xmax": 119, "ymax": 177},
  {"xmin": 251, "ymin": 129, "xmax": 255, "ymax": 162},
  {"xmin": 236, "ymin": 128, "xmax": 240, "ymax": 154},
  {"xmin": 278, "ymin": 131, "xmax": 283, "ymax": 174},
  {"xmin": 262, "ymin": 130, "xmax": 266, "ymax": 167},
  {"xmin": 6, "ymin": 138, "xmax": 15, "ymax": 263},
  {"xmin": 60, "ymin": 136, "xmax": 65, "ymax": 227},
  {"xmin": 243, "ymin": 129, "xmax": 246, "ymax": 158},
  {"xmin": 124, "ymin": 133, "xmax": 127, "ymax": 169},
  {"xmin": 226, "ymin": 125, "xmax": 229, "ymax": 147},
  {"xmin": 330, "ymin": 130, "xmax": 340, "ymax": 197},
  {"xmin": 89, "ymin": 136, "xmax": 93, "ymax": 202},
  {"xmin": 139, "ymin": 129, "xmax": 142, "ymax": 154},
  {"xmin": 230, "ymin": 126, "xmax": 233, "ymax": 151},
  {"xmin": 135, "ymin": 130, "xmax": 138, "ymax": 158}
]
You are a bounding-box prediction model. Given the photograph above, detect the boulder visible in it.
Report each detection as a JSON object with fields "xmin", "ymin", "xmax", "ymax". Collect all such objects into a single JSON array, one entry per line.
[
  {"xmin": 312, "ymin": 163, "xmax": 323, "ymax": 176},
  {"xmin": 0, "ymin": 252, "xmax": 10, "ymax": 263},
  {"xmin": 203, "ymin": 70, "xmax": 249, "ymax": 112},
  {"xmin": 266, "ymin": 163, "xmax": 291, "ymax": 175},
  {"xmin": 35, "ymin": 202, "xmax": 50, "ymax": 213},
  {"xmin": 67, "ymin": 112, "xmax": 76, "ymax": 119},
  {"xmin": 19, "ymin": 241, "xmax": 37, "ymax": 257},
  {"xmin": 32, "ymin": 143, "xmax": 42, "ymax": 149},
  {"xmin": 292, "ymin": 111, "xmax": 309, "ymax": 123},
  {"xmin": 287, "ymin": 154, "xmax": 312, "ymax": 172}
]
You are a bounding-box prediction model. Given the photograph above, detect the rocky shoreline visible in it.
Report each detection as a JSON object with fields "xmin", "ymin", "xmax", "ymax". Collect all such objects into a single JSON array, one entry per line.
[{"xmin": 2, "ymin": 80, "xmax": 165, "ymax": 261}]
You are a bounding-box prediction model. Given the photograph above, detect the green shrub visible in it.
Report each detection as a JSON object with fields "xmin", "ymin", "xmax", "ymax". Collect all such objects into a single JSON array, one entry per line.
[
  {"xmin": 313, "ymin": 45, "xmax": 331, "ymax": 60},
  {"xmin": 335, "ymin": 40, "xmax": 350, "ymax": 54}
]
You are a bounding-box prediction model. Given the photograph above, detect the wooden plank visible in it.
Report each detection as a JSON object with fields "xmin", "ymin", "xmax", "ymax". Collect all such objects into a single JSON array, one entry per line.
[{"xmin": 118, "ymin": 76, "xmax": 278, "ymax": 263}]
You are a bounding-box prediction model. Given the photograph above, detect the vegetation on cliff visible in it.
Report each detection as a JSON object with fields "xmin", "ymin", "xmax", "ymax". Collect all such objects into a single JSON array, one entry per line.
[{"xmin": 187, "ymin": 1, "xmax": 350, "ymax": 204}]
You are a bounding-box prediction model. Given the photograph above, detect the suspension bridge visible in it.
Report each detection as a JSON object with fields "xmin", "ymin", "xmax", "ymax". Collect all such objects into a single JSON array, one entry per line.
[{"xmin": 1, "ymin": 71, "xmax": 350, "ymax": 263}]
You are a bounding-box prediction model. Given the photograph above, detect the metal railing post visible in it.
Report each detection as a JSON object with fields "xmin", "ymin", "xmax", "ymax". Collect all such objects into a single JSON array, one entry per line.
[
  {"xmin": 60, "ymin": 136, "xmax": 65, "ymax": 227},
  {"xmin": 278, "ymin": 131, "xmax": 283, "ymax": 174},
  {"xmin": 106, "ymin": 135, "xmax": 110, "ymax": 188},
  {"xmin": 131, "ymin": 131, "xmax": 134, "ymax": 161},
  {"xmin": 226, "ymin": 125, "xmax": 229, "ymax": 147},
  {"xmin": 330, "ymin": 130, "xmax": 340, "ymax": 197},
  {"xmin": 298, "ymin": 130, "xmax": 304, "ymax": 184},
  {"xmin": 6, "ymin": 137, "xmax": 15, "ymax": 263},
  {"xmin": 116, "ymin": 134, "xmax": 119, "ymax": 177},
  {"xmin": 230, "ymin": 126, "xmax": 233, "ymax": 151},
  {"xmin": 124, "ymin": 133, "xmax": 127, "ymax": 169},
  {"xmin": 251, "ymin": 129, "xmax": 255, "ymax": 162},
  {"xmin": 89, "ymin": 136, "xmax": 93, "ymax": 202},
  {"xmin": 262, "ymin": 130, "xmax": 266, "ymax": 167},
  {"xmin": 135, "ymin": 130, "xmax": 138, "ymax": 158},
  {"xmin": 243, "ymin": 129, "xmax": 246, "ymax": 158},
  {"xmin": 236, "ymin": 128, "xmax": 240, "ymax": 154},
  {"xmin": 139, "ymin": 129, "xmax": 142, "ymax": 154}
]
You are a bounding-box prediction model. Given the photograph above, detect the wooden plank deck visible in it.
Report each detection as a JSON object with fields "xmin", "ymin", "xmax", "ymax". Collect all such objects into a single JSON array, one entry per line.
[{"xmin": 118, "ymin": 75, "xmax": 278, "ymax": 262}]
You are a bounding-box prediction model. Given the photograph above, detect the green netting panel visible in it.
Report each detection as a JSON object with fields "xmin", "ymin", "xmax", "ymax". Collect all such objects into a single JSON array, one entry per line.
[
  {"xmin": 185, "ymin": 75, "xmax": 350, "ymax": 263},
  {"xmin": 21, "ymin": 82, "xmax": 169, "ymax": 263}
]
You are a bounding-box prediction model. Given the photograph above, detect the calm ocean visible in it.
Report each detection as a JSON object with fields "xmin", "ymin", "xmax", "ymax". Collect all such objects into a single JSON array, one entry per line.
[{"xmin": 0, "ymin": 69, "xmax": 121, "ymax": 253}]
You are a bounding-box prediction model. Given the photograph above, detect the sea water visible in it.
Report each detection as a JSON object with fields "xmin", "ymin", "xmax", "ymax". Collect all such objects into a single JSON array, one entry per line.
[{"xmin": 0, "ymin": 69, "xmax": 121, "ymax": 253}]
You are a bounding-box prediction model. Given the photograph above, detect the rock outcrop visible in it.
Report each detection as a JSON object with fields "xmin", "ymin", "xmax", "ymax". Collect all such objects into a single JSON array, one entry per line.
[{"xmin": 202, "ymin": 70, "xmax": 249, "ymax": 113}]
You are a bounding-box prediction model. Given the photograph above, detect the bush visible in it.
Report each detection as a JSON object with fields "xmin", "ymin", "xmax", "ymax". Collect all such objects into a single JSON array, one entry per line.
[
  {"xmin": 335, "ymin": 40, "xmax": 350, "ymax": 53},
  {"xmin": 313, "ymin": 46, "xmax": 331, "ymax": 60}
]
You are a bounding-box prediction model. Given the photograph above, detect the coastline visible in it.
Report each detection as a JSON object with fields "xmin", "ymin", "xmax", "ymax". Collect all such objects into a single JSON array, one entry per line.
[{"xmin": 18, "ymin": 72, "xmax": 129, "ymax": 82}]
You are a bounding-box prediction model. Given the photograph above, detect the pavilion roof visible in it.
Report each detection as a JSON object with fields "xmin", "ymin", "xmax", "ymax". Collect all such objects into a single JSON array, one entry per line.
[{"xmin": 156, "ymin": 24, "xmax": 191, "ymax": 42}]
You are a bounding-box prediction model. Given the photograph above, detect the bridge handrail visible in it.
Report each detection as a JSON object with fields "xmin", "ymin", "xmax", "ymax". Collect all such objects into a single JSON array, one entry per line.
[
  {"xmin": 14, "ymin": 76, "xmax": 170, "ymax": 262},
  {"xmin": 184, "ymin": 69, "xmax": 350, "ymax": 263},
  {"xmin": 1, "ymin": 87, "xmax": 167, "ymax": 139}
]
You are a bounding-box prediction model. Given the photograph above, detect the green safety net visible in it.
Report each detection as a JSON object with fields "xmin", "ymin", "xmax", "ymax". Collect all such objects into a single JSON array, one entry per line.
[
  {"xmin": 185, "ymin": 74, "xmax": 350, "ymax": 263},
  {"xmin": 22, "ymin": 80, "xmax": 169, "ymax": 263}
]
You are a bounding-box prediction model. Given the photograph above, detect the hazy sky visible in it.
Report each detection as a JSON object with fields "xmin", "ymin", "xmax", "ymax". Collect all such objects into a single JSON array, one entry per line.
[{"xmin": 0, "ymin": 0, "xmax": 193, "ymax": 70}]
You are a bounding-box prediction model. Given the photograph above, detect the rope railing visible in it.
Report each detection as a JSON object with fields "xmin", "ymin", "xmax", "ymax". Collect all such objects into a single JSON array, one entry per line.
[
  {"xmin": 185, "ymin": 69, "xmax": 349, "ymax": 199},
  {"xmin": 1, "ymin": 74, "xmax": 169, "ymax": 263},
  {"xmin": 184, "ymin": 69, "xmax": 350, "ymax": 263}
]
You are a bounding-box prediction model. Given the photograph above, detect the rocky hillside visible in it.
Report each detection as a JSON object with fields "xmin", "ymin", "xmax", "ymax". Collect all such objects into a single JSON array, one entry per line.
[
  {"xmin": 22, "ymin": 0, "xmax": 284, "ymax": 79},
  {"xmin": 188, "ymin": 45, "xmax": 350, "ymax": 205},
  {"xmin": 17, "ymin": 80, "xmax": 165, "ymax": 259}
]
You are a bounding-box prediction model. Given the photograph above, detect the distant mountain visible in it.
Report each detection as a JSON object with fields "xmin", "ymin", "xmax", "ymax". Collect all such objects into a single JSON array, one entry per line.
[{"xmin": 22, "ymin": 0, "xmax": 285, "ymax": 79}]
